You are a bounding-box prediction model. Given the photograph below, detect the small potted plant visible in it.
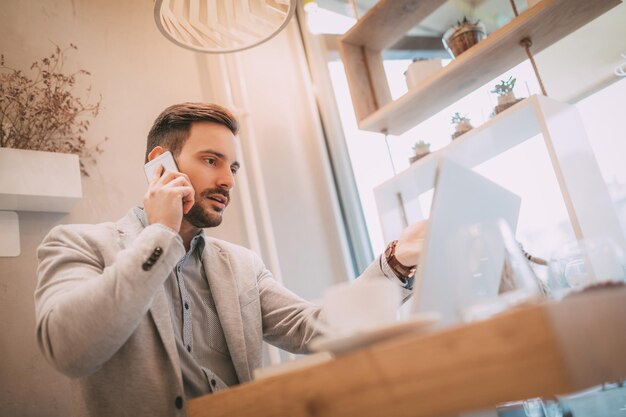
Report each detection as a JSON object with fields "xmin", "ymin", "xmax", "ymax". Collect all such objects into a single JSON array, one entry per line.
[
  {"xmin": 442, "ymin": 17, "xmax": 487, "ymax": 58},
  {"xmin": 451, "ymin": 113, "xmax": 473, "ymax": 139},
  {"xmin": 409, "ymin": 140, "xmax": 431, "ymax": 164},
  {"xmin": 491, "ymin": 76, "xmax": 524, "ymax": 115}
]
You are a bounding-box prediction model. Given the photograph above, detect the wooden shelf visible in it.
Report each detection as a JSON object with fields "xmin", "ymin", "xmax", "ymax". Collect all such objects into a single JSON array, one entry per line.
[
  {"xmin": 341, "ymin": 0, "xmax": 446, "ymax": 50},
  {"xmin": 339, "ymin": 0, "xmax": 621, "ymax": 135}
]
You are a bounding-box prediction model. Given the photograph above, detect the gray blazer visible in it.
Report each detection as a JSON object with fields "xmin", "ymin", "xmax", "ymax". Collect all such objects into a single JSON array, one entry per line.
[{"xmin": 35, "ymin": 209, "xmax": 396, "ymax": 417}]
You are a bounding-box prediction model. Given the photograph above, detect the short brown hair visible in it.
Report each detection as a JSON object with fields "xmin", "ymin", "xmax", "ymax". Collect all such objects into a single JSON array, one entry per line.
[{"xmin": 145, "ymin": 102, "xmax": 239, "ymax": 162}]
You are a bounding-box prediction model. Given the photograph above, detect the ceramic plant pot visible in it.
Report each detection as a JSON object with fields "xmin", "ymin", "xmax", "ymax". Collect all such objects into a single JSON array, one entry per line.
[
  {"xmin": 451, "ymin": 121, "xmax": 473, "ymax": 140},
  {"xmin": 494, "ymin": 93, "xmax": 524, "ymax": 115},
  {"xmin": 443, "ymin": 21, "xmax": 486, "ymax": 58}
]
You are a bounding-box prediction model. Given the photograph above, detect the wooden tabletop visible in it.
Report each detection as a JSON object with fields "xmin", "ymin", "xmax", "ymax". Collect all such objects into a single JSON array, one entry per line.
[{"xmin": 188, "ymin": 287, "xmax": 626, "ymax": 417}]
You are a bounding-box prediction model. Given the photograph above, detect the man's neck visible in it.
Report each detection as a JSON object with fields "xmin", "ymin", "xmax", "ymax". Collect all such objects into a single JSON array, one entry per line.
[{"xmin": 179, "ymin": 220, "xmax": 201, "ymax": 252}]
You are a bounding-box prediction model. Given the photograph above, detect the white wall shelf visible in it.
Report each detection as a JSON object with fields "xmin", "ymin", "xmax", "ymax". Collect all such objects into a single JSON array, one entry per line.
[
  {"xmin": 0, "ymin": 147, "xmax": 82, "ymax": 257},
  {"xmin": 0, "ymin": 211, "xmax": 20, "ymax": 256},
  {"xmin": 0, "ymin": 148, "xmax": 82, "ymax": 212},
  {"xmin": 374, "ymin": 95, "xmax": 626, "ymax": 255}
]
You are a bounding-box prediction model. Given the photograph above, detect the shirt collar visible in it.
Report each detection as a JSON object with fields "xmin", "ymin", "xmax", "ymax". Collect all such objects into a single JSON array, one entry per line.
[{"xmin": 133, "ymin": 206, "xmax": 206, "ymax": 255}]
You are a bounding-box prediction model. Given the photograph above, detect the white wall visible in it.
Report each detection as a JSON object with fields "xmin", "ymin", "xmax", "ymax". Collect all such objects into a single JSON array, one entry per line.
[{"xmin": 0, "ymin": 1, "xmax": 350, "ymax": 415}]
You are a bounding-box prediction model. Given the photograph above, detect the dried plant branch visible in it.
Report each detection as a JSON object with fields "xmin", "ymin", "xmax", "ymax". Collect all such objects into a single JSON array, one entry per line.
[{"xmin": 0, "ymin": 44, "xmax": 106, "ymax": 175}]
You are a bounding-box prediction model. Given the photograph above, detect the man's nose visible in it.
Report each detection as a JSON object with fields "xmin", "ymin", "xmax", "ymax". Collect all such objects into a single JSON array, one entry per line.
[{"xmin": 218, "ymin": 168, "xmax": 235, "ymax": 190}]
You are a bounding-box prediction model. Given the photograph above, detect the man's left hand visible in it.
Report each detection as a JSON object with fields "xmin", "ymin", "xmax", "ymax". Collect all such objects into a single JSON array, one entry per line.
[{"xmin": 394, "ymin": 220, "xmax": 428, "ymax": 267}]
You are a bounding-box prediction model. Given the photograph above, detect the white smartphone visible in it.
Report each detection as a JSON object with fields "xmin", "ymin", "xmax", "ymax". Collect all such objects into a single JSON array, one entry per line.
[{"xmin": 144, "ymin": 151, "xmax": 179, "ymax": 182}]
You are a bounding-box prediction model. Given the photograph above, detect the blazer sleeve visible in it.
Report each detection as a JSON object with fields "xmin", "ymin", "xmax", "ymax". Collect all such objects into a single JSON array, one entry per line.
[
  {"xmin": 257, "ymin": 262, "xmax": 321, "ymax": 354},
  {"xmin": 34, "ymin": 223, "xmax": 185, "ymax": 377},
  {"xmin": 257, "ymin": 253, "xmax": 411, "ymax": 354}
]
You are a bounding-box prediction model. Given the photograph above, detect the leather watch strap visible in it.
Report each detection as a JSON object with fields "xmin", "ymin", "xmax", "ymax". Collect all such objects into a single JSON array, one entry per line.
[{"xmin": 384, "ymin": 240, "xmax": 417, "ymax": 280}]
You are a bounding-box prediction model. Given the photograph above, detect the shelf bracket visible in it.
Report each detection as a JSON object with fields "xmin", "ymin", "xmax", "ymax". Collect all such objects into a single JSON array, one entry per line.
[{"xmin": 0, "ymin": 211, "xmax": 20, "ymax": 257}]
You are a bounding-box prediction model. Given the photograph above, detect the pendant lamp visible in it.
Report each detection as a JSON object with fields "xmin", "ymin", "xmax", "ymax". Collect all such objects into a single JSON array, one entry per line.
[{"xmin": 154, "ymin": 0, "xmax": 296, "ymax": 53}]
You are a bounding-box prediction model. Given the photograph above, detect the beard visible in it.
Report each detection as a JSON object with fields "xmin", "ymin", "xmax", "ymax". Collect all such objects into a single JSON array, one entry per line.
[{"xmin": 183, "ymin": 187, "xmax": 230, "ymax": 228}]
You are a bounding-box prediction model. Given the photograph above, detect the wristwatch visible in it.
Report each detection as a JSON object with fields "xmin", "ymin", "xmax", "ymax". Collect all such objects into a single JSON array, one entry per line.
[{"xmin": 384, "ymin": 240, "xmax": 417, "ymax": 282}]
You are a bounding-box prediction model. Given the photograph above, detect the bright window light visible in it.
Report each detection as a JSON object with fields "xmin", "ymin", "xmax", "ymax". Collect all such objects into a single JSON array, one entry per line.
[{"xmin": 305, "ymin": 3, "xmax": 355, "ymax": 35}]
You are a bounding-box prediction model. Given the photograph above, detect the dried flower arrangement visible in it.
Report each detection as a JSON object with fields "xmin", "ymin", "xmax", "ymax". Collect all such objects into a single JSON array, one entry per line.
[
  {"xmin": 451, "ymin": 112, "xmax": 473, "ymax": 140},
  {"xmin": 490, "ymin": 76, "xmax": 524, "ymax": 115},
  {"xmin": 0, "ymin": 44, "xmax": 106, "ymax": 175}
]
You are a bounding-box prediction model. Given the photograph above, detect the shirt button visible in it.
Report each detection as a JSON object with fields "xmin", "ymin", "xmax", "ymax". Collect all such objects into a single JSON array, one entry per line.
[
  {"xmin": 184, "ymin": 302, "xmax": 189, "ymax": 310},
  {"xmin": 175, "ymin": 396, "xmax": 183, "ymax": 409},
  {"xmin": 187, "ymin": 345, "xmax": 191, "ymax": 353},
  {"xmin": 210, "ymin": 379, "xmax": 217, "ymax": 387}
]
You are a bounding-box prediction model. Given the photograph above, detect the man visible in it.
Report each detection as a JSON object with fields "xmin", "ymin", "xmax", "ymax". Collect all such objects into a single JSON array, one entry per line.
[{"xmin": 35, "ymin": 103, "xmax": 424, "ymax": 417}]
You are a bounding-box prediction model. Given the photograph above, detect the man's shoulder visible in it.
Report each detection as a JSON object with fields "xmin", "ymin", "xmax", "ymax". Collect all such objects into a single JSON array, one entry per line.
[
  {"xmin": 44, "ymin": 210, "xmax": 136, "ymax": 245},
  {"xmin": 45, "ymin": 220, "xmax": 119, "ymax": 243}
]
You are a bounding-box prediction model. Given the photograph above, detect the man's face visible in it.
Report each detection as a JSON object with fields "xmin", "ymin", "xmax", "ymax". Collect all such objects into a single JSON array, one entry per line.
[{"xmin": 175, "ymin": 122, "xmax": 240, "ymax": 228}]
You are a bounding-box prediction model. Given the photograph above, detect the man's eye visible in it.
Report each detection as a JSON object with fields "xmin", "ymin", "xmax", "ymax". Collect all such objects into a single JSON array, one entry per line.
[
  {"xmin": 205, "ymin": 158, "xmax": 216, "ymax": 165},
  {"xmin": 231, "ymin": 167, "xmax": 239, "ymax": 175}
]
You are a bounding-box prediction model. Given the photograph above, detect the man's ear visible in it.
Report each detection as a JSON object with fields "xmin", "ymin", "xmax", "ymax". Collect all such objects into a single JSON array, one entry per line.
[{"xmin": 147, "ymin": 146, "xmax": 166, "ymax": 162}]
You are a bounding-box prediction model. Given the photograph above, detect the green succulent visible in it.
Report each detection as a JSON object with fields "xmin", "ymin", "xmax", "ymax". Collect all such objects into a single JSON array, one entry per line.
[
  {"xmin": 451, "ymin": 112, "xmax": 470, "ymax": 125},
  {"xmin": 491, "ymin": 76, "xmax": 517, "ymax": 96},
  {"xmin": 455, "ymin": 16, "xmax": 481, "ymax": 27},
  {"xmin": 412, "ymin": 140, "xmax": 431, "ymax": 152}
]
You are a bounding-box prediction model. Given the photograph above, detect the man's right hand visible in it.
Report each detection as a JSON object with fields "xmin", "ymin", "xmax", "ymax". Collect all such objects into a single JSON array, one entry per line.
[{"xmin": 143, "ymin": 165, "xmax": 195, "ymax": 232}]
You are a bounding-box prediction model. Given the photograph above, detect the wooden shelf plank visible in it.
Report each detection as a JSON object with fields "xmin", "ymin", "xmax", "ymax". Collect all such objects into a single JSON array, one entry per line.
[
  {"xmin": 356, "ymin": 0, "xmax": 621, "ymax": 135},
  {"xmin": 337, "ymin": 42, "xmax": 392, "ymax": 122},
  {"xmin": 340, "ymin": 0, "xmax": 446, "ymax": 50}
]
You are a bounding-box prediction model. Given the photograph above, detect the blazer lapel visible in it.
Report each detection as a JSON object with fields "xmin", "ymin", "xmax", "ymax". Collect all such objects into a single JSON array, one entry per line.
[
  {"xmin": 202, "ymin": 244, "xmax": 252, "ymax": 382},
  {"xmin": 115, "ymin": 210, "xmax": 183, "ymax": 387}
]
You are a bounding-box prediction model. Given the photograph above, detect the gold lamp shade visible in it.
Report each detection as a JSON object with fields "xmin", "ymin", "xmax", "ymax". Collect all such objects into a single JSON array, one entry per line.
[{"xmin": 154, "ymin": 0, "xmax": 296, "ymax": 53}]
